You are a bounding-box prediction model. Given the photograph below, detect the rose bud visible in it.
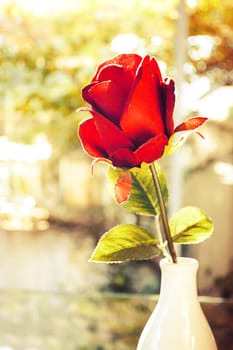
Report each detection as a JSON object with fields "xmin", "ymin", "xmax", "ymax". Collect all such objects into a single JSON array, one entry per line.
[{"xmin": 78, "ymin": 54, "xmax": 206, "ymax": 168}]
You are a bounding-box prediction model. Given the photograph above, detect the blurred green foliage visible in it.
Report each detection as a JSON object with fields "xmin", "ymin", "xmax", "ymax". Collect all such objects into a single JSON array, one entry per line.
[{"xmin": 0, "ymin": 0, "xmax": 232, "ymax": 158}]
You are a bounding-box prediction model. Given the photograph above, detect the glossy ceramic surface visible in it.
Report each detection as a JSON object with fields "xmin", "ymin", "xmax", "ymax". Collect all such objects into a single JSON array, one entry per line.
[{"xmin": 136, "ymin": 257, "xmax": 218, "ymax": 350}]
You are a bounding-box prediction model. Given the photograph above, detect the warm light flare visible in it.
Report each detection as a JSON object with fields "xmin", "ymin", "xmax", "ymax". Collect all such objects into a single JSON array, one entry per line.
[
  {"xmin": 0, "ymin": 136, "xmax": 52, "ymax": 162},
  {"xmin": 1, "ymin": 0, "xmax": 82, "ymax": 16}
]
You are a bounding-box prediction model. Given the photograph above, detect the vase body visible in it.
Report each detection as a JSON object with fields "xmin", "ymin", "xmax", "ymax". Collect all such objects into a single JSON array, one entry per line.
[{"xmin": 136, "ymin": 257, "xmax": 218, "ymax": 350}]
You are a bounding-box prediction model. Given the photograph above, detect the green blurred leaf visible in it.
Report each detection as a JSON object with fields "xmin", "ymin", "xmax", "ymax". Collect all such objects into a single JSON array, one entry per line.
[
  {"xmin": 108, "ymin": 163, "xmax": 168, "ymax": 216},
  {"xmin": 169, "ymin": 206, "xmax": 214, "ymax": 244},
  {"xmin": 89, "ymin": 224, "xmax": 159, "ymax": 263}
]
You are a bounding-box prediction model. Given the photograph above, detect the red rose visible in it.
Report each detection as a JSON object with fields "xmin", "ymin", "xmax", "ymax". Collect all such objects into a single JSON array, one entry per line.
[{"xmin": 78, "ymin": 54, "xmax": 206, "ymax": 168}]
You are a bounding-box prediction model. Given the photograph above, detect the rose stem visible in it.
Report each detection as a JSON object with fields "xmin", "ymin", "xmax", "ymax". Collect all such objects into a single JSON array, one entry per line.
[
  {"xmin": 154, "ymin": 214, "xmax": 171, "ymax": 261},
  {"xmin": 150, "ymin": 162, "xmax": 177, "ymax": 263}
]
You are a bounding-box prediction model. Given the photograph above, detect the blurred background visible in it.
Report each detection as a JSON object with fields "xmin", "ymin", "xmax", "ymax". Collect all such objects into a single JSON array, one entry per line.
[{"xmin": 0, "ymin": 0, "xmax": 232, "ymax": 349}]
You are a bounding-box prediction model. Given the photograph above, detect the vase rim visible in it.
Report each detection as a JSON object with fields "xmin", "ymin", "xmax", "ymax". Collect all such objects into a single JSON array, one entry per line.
[{"xmin": 160, "ymin": 257, "xmax": 198, "ymax": 267}]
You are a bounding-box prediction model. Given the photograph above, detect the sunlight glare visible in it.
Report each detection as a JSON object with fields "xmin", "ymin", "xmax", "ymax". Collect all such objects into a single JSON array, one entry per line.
[
  {"xmin": 199, "ymin": 86, "xmax": 233, "ymax": 121},
  {"xmin": 214, "ymin": 162, "xmax": 233, "ymax": 185},
  {"xmin": 111, "ymin": 33, "xmax": 142, "ymax": 54},
  {"xmin": 188, "ymin": 35, "xmax": 215, "ymax": 60},
  {"xmin": 187, "ymin": 0, "xmax": 197, "ymax": 8},
  {"xmin": 6, "ymin": 0, "xmax": 81, "ymax": 16},
  {"xmin": 0, "ymin": 136, "xmax": 51, "ymax": 162}
]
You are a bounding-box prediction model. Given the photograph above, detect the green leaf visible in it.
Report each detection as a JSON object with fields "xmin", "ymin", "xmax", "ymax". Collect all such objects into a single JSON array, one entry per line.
[
  {"xmin": 108, "ymin": 163, "xmax": 168, "ymax": 216},
  {"xmin": 169, "ymin": 206, "xmax": 214, "ymax": 244},
  {"xmin": 89, "ymin": 224, "xmax": 159, "ymax": 263}
]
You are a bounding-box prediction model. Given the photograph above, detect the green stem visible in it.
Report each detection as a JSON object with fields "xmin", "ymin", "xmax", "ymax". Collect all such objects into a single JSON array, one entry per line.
[
  {"xmin": 150, "ymin": 163, "xmax": 177, "ymax": 263},
  {"xmin": 154, "ymin": 215, "xmax": 171, "ymax": 261}
]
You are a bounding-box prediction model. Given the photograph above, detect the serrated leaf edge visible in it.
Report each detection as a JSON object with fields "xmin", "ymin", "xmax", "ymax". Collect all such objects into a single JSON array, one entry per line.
[{"xmin": 88, "ymin": 224, "xmax": 159, "ymax": 263}]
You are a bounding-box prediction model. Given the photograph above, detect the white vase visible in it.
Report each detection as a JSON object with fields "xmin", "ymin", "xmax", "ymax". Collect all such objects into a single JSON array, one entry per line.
[{"xmin": 136, "ymin": 257, "xmax": 218, "ymax": 350}]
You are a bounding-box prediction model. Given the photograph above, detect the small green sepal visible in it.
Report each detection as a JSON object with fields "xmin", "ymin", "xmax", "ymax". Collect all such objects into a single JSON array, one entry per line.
[{"xmin": 108, "ymin": 162, "xmax": 168, "ymax": 216}]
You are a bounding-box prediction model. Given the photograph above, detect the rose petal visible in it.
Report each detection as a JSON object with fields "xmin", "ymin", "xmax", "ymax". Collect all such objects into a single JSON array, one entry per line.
[
  {"xmin": 150, "ymin": 56, "xmax": 163, "ymax": 82},
  {"xmin": 90, "ymin": 110, "xmax": 135, "ymax": 155},
  {"xmin": 82, "ymin": 82, "xmax": 96, "ymax": 104},
  {"xmin": 120, "ymin": 55, "xmax": 165, "ymax": 145},
  {"xmin": 110, "ymin": 148, "xmax": 138, "ymax": 168},
  {"xmin": 93, "ymin": 54, "xmax": 142, "ymax": 81},
  {"xmin": 83, "ymin": 80, "xmax": 125, "ymax": 123},
  {"xmin": 163, "ymin": 77, "xmax": 175, "ymax": 136},
  {"xmin": 174, "ymin": 117, "xmax": 208, "ymax": 132},
  {"xmin": 96, "ymin": 63, "xmax": 122, "ymax": 81},
  {"xmin": 134, "ymin": 134, "xmax": 168, "ymax": 164},
  {"xmin": 83, "ymin": 66, "xmax": 129, "ymax": 123},
  {"xmin": 83, "ymin": 59, "xmax": 143, "ymax": 124},
  {"xmin": 78, "ymin": 118, "xmax": 108, "ymax": 158}
]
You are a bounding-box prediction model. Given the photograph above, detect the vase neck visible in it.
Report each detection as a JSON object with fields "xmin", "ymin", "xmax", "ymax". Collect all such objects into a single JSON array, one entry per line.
[{"xmin": 159, "ymin": 257, "xmax": 199, "ymax": 303}]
